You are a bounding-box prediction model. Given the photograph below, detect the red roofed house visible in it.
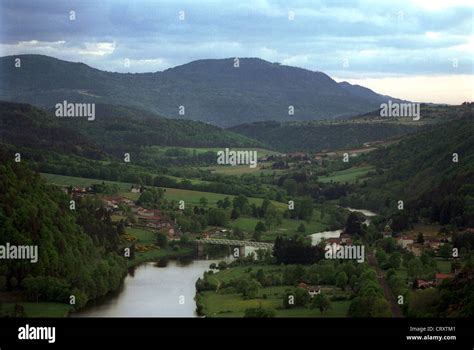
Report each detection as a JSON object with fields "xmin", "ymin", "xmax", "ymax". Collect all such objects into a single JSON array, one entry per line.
[{"xmin": 434, "ymin": 273, "xmax": 454, "ymax": 286}]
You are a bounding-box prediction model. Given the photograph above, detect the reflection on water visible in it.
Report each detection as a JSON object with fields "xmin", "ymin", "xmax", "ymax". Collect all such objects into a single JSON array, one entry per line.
[
  {"xmin": 74, "ymin": 259, "xmax": 221, "ymax": 317},
  {"xmin": 73, "ymin": 247, "xmax": 256, "ymax": 317}
]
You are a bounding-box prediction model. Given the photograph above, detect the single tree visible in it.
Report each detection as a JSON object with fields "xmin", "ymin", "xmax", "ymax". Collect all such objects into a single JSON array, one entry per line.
[{"xmin": 310, "ymin": 293, "xmax": 331, "ymax": 314}]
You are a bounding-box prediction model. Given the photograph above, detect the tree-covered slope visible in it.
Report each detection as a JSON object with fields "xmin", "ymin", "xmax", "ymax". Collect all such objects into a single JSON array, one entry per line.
[
  {"xmin": 0, "ymin": 149, "xmax": 127, "ymax": 309},
  {"xmin": 0, "ymin": 101, "xmax": 266, "ymax": 159},
  {"xmin": 347, "ymin": 113, "xmax": 474, "ymax": 226},
  {"xmin": 0, "ymin": 54, "xmax": 402, "ymax": 127},
  {"xmin": 0, "ymin": 101, "xmax": 104, "ymax": 159},
  {"xmin": 229, "ymin": 120, "xmax": 419, "ymax": 152}
]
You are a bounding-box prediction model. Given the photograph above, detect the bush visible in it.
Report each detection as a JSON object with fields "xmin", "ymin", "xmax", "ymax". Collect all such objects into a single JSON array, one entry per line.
[
  {"xmin": 22, "ymin": 276, "xmax": 71, "ymax": 303},
  {"xmin": 244, "ymin": 306, "xmax": 276, "ymax": 318}
]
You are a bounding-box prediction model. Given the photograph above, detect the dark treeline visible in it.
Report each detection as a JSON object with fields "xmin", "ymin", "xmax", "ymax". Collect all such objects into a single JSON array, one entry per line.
[
  {"xmin": 230, "ymin": 120, "xmax": 419, "ymax": 152},
  {"xmin": 0, "ymin": 149, "xmax": 127, "ymax": 312},
  {"xmin": 273, "ymin": 236, "xmax": 324, "ymax": 265}
]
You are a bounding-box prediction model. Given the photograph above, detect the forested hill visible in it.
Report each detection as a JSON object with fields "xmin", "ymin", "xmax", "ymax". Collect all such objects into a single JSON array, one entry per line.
[
  {"xmin": 348, "ymin": 113, "xmax": 474, "ymax": 227},
  {"xmin": 0, "ymin": 101, "xmax": 266, "ymax": 158},
  {"xmin": 0, "ymin": 149, "xmax": 127, "ymax": 312},
  {"xmin": 0, "ymin": 101, "xmax": 104, "ymax": 159},
  {"xmin": 1, "ymin": 54, "xmax": 401, "ymax": 127},
  {"xmin": 229, "ymin": 120, "xmax": 419, "ymax": 152}
]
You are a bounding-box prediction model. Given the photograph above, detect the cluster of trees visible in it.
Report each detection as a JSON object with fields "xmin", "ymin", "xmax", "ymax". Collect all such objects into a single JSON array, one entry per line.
[
  {"xmin": 347, "ymin": 269, "xmax": 391, "ymax": 317},
  {"xmin": 243, "ymin": 306, "xmax": 276, "ymax": 318},
  {"xmin": 230, "ymin": 196, "xmax": 282, "ymax": 229},
  {"xmin": 287, "ymin": 197, "xmax": 313, "ymax": 221},
  {"xmin": 276, "ymin": 172, "xmax": 353, "ymax": 203},
  {"xmin": 376, "ymin": 237, "xmax": 439, "ymax": 281},
  {"xmin": 137, "ymin": 188, "xmax": 165, "ymax": 209},
  {"xmin": 273, "ymin": 236, "xmax": 324, "ymax": 265},
  {"xmin": 89, "ymin": 182, "xmax": 120, "ymax": 195},
  {"xmin": 0, "ymin": 149, "xmax": 127, "ymax": 310},
  {"xmin": 195, "ymin": 257, "xmax": 382, "ymax": 317},
  {"xmin": 282, "ymin": 288, "xmax": 332, "ymax": 314}
]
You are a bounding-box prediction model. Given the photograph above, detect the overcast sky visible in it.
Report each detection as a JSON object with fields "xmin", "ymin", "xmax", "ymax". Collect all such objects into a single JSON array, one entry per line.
[{"xmin": 1, "ymin": 0, "xmax": 472, "ymax": 103}]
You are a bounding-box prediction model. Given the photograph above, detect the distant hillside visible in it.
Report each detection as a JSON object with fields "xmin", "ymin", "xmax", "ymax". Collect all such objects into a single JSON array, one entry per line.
[
  {"xmin": 345, "ymin": 112, "xmax": 474, "ymax": 226},
  {"xmin": 347, "ymin": 103, "xmax": 473, "ymax": 123},
  {"xmin": 0, "ymin": 54, "xmax": 402, "ymax": 127},
  {"xmin": 229, "ymin": 120, "xmax": 419, "ymax": 152},
  {"xmin": 0, "ymin": 101, "xmax": 265, "ymax": 158},
  {"xmin": 0, "ymin": 101, "xmax": 104, "ymax": 159}
]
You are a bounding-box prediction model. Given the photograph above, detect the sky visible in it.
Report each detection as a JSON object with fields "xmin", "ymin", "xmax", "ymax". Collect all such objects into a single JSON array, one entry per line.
[{"xmin": 1, "ymin": 0, "xmax": 473, "ymax": 104}]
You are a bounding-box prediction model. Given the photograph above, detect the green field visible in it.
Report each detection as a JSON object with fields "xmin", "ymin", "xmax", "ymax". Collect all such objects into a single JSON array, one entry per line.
[
  {"xmin": 161, "ymin": 187, "xmax": 287, "ymax": 210},
  {"xmin": 201, "ymin": 162, "xmax": 285, "ymax": 176},
  {"xmin": 231, "ymin": 216, "xmax": 328, "ymax": 241},
  {"xmin": 436, "ymin": 260, "xmax": 452, "ymax": 274},
  {"xmin": 199, "ymin": 285, "xmax": 350, "ymax": 317},
  {"xmin": 41, "ymin": 172, "xmax": 134, "ymax": 190},
  {"xmin": 144, "ymin": 146, "xmax": 279, "ymax": 158},
  {"xmin": 198, "ymin": 265, "xmax": 350, "ymax": 317},
  {"xmin": 126, "ymin": 227, "xmax": 156, "ymax": 244},
  {"xmin": 40, "ymin": 173, "xmax": 286, "ymax": 210},
  {"xmin": 318, "ymin": 166, "xmax": 374, "ymax": 184},
  {"xmin": 0, "ymin": 302, "xmax": 72, "ymax": 317}
]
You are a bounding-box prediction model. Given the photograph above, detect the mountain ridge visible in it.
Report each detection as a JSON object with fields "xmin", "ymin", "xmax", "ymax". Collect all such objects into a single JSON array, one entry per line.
[{"xmin": 1, "ymin": 54, "xmax": 403, "ymax": 127}]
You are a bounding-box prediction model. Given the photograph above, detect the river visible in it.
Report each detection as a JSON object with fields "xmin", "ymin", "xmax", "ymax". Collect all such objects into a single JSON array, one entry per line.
[
  {"xmin": 73, "ymin": 248, "xmax": 259, "ymax": 318},
  {"xmin": 74, "ymin": 208, "xmax": 376, "ymax": 317},
  {"xmin": 309, "ymin": 207, "xmax": 377, "ymax": 245},
  {"xmin": 74, "ymin": 258, "xmax": 224, "ymax": 317}
]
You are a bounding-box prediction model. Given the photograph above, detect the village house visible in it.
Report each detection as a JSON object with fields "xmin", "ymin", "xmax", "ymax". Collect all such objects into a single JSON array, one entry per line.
[
  {"xmin": 396, "ymin": 236, "xmax": 414, "ymax": 249},
  {"xmin": 298, "ymin": 282, "xmax": 321, "ymax": 298},
  {"xmin": 135, "ymin": 208, "xmax": 179, "ymax": 238},
  {"xmin": 406, "ymin": 243, "xmax": 422, "ymax": 256},
  {"xmin": 340, "ymin": 233, "xmax": 353, "ymax": 245},
  {"xmin": 326, "ymin": 237, "xmax": 341, "ymax": 245},
  {"xmin": 69, "ymin": 186, "xmax": 92, "ymax": 197},
  {"xmin": 434, "ymin": 273, "xmax": 454, "ymax": 286},
  {"xmin": 423, "ymin": 237, "xmax": 442, "ymax": 252},
  {"xmin": 413, "ymin": 273, "xmax": 454, "ymax": 289},
  {"xmin": 101, "ymin": 196, "xmax": 135, "ymax": 212},
  {"xmin": 413, "ymin": 279, "xmax": 433, "ymax": 289}
]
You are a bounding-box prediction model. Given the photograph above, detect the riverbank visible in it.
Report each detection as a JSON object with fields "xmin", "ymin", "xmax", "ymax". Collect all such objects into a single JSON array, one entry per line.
[
  {"xmin": 127, "ymin": 245, "xmax": 195, "ymax": 268},
  {"xmin": 0, "ymin": 246, "xmax": 196, "ymax": 318}
]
